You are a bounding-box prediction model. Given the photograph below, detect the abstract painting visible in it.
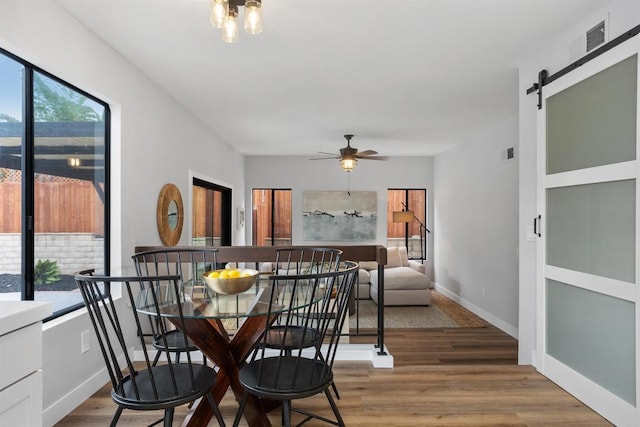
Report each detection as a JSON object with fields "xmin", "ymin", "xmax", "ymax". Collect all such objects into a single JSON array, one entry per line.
[{"xmin": 303, "ymin": 191, "xmax": 377, "ymax": 241}]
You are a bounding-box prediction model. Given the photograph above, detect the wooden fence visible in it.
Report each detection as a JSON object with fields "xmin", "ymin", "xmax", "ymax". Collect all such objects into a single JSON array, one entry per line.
[
  {"xmin": 387, "ymin": 190, "xmax": 426, "ymax": 237},
  {"xmin": 252, "ymin": 189, "xmax": 292, "ymax": 246},
  {"xmin": 0, "ymin": 181, "xmax": 104, "ymax": 234},
  {"xmin": 192, "ymin": 185, "xmax": 222, "ymax": 239}
]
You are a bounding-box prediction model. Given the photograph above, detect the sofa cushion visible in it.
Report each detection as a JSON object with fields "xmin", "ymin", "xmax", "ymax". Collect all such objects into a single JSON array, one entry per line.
[
  {"xmin": 398, "ymin": 246, "xmax": 409, "ymax": 267},
  {"xmin": 357, "ymin": 268, "xmax": 370, "ymax": 284},
  {"xmin": 369, "ymin": 266, "xmax": 429, "ymax": 291},
  {"xmin": 386, "ymin": 247, "xmax": 403, "ymax": 268},
  {"xmin": 359, "ymin": 261, "xmax": 378, "ymax": 271}
]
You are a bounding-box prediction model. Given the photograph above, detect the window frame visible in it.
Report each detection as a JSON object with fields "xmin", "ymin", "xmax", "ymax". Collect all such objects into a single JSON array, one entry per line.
[
  {"xmin": 251, "ymin": 188, "xmax": 292, "ymax": 246},
  {"xmin": 387, "ymin": 188, "xmax": 428, "ymax": 261},
  {"xmin": 0, "ymin": 47, "xmax": 111, "ymax": 321},
  {"xmin": 192, "ymin": 177, "xmax": 232, "ymax": 247}
]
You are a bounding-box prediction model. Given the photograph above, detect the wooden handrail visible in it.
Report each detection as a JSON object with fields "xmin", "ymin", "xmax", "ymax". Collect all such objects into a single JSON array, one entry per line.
[{"xmin": 134, "ymin": 245, "xmax": 387, "ymax": 265}]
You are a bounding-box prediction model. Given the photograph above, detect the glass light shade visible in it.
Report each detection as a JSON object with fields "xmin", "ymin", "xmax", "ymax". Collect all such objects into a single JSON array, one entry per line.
[
  {"xmin": 393, "ymin": 211, "xmax": 414, "ymax": 223},
  {"xmin": 67, "ymin": 157, "xmax": 81, "ymax": 167},
  {"xmin": 222, "ymin": 7, "xmax": 239, "ymax": 43},
  {"xmin": 244, "ymin": 0, "xmax": 263, "ymax": 35},
  {"xmin": 340, "ymin": 157, "xmax": 357, "ymax": 172},
  {"xmin": 210, "ymin": 0, "xmax": 228, "ymax": 28}
]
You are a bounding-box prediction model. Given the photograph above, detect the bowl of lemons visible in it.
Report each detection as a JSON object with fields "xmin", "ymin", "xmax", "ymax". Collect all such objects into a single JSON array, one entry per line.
[{"xmin": 202, "ymin": 268, "xmax": 259, "ymax": 295}]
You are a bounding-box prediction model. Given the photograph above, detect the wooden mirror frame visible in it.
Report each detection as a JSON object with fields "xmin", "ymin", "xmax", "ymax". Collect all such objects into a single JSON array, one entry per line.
[{"xmin": 156, "ymin": 183, "xmax": 184, "ymax": 246}]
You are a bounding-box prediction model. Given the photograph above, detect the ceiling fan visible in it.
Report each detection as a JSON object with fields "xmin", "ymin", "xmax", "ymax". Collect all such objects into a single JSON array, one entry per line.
[{"xmin": 310, "ymin": 134, "xmax": 388, "ymax": 172}]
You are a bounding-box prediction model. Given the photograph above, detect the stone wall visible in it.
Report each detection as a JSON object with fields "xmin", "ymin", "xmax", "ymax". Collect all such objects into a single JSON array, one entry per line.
[{"xmin": 0, "ymin": 233, "xmax": 104, "ymax": 274}]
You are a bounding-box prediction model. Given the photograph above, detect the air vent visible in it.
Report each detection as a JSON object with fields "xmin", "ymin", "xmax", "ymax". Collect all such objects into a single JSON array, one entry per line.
[{"xmin": 586, "ymin": 20, "xmax": 606, "ymax": 52}]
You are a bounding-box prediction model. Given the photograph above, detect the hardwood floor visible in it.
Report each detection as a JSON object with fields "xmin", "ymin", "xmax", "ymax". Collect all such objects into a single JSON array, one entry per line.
[{"xmin": 55, "ymin": 326, "xmax": 611, "ymax": 426}]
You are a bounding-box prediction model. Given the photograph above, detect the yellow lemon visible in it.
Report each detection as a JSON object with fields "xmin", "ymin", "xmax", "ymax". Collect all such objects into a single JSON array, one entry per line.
[
  {"xmin": 241, "ymin": 272, "xmax": 251, "ymax": 277},
  {"xmin": 219, "ymin": 270, "xmax": 230, "ymax": 279},
  {"xmin": 208, "ymin": 271, "xmax": 220, "ymax": 278},
  {"xmin": 228, "ymin": 269, "xmax": 241, "ymax": 278}
]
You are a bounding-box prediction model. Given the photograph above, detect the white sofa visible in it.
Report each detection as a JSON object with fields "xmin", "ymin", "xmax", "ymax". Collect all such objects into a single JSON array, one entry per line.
[
  {"xmin": 250, "ymin": 246, "xmax": 430, "ymax": 306},
  {"xmin": 357, "ymin": 246, "xmax": 431, "ymax": 306}
]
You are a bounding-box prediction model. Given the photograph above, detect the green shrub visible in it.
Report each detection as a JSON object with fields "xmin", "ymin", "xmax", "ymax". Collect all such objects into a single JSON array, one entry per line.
[{"xmin": 34, "ymin": 259, "xmax": 61, "ymax": 286}]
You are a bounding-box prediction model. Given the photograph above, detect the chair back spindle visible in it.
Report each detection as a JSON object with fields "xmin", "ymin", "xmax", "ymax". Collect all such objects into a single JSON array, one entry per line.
[
  {"xmin": 75, "ymin": 273, "xmax": 226, "ymax": 426},
  {"xmin": 234, "ymin": 261, "xmax": 358, "ymax": 427},
  {"xmin": 131, "ymin": 248, "xmax": 220, "ymax": 365}
]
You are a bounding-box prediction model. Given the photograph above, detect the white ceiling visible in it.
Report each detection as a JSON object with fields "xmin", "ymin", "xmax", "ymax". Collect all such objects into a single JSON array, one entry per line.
[{"xmin": 57, "ymin": 0, "xmax": 604, "ymax": 157}]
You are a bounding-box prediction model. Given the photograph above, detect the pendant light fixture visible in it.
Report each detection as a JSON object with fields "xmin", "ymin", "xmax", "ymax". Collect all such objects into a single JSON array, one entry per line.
[
  {"xmin": 210, "ymin": 0, "xmax": 263, "ymax": 43},
  {"xmin": 221, "ymin": 5, "xmax": 239, "ymax": 43},
  {"xmin": 244, "ymin": 0, "xmax": 263, "ymax": 34},
  {"xmin": 210, "ymin": 0, "xmax": 228, "ymax": 28}
]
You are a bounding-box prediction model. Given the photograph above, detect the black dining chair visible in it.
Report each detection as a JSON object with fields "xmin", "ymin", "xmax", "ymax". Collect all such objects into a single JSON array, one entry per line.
[
  {"xmin": 233, "ymin": 261, "xmax": 359, "ymax": 427},
  {"xmin": 75, "ymin": 273, "xmax": 226, "ymax": 427},
  {"xmin": 261, "ymin": 248, "xmax": 343, "ymax": 399},
  {"xmin": 132, "ymin": 248, "xmax": 219, "ymax": 365}
]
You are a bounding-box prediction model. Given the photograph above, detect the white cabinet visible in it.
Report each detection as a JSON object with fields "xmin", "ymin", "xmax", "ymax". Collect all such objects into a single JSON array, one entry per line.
[{"xmin": 0, "ymin": 301, "xmax": 52, "ymax": 427}]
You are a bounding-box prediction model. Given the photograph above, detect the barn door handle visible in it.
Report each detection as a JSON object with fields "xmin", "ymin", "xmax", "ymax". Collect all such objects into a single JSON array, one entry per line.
[{"xmin": 533, "ymin": 215, "xmax": 542, "ymax": 237}]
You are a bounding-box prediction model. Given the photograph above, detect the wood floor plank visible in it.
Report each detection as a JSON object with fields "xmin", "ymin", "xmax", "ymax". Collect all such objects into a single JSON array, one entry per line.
[{"xmin": 55, "ymin": 326, "xmax": 611, "ymax": 426}]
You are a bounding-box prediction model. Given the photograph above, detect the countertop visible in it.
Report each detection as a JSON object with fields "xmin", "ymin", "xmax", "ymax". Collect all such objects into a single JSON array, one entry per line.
[{"xmin": 0, "ymin": 301, "xmax": 53, "ymax": 335}]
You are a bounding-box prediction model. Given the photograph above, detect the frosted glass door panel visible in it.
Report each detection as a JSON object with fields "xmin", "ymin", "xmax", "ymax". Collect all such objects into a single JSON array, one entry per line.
[
  {"xmin": 546, "ymin": 180, "xmax": 635, "ymax": 282},
  {"xmin": 546, "ymin": 279, "xmax": 635, "ymax": 404},
  {"xmin": 546, "ymin": 55, "xmax": 637, "ymax": 174}
]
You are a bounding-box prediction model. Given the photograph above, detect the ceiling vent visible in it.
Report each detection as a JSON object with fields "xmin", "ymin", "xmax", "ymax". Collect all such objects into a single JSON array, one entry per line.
[{"xmin": 586, "ymin": 20, "xmax": 606, "ymax": 52}]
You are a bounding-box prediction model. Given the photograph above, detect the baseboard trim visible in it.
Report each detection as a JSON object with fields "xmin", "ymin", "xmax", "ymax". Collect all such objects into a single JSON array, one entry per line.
[
  {"xmin": 433, "ymin": 283, "xmax": 518, "ymax": 338},
  {"xmin": 43, "ymin": 369, "xmax": 108, "ymax": 427},
  {"xmin": 43, "ymin": 350, "xmax": 132, "ymax": 427}
]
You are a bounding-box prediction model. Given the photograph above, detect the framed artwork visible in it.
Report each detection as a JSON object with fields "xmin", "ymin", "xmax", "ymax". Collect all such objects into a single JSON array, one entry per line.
[{"xmin": 303, "ymin": 191, "xmax": 377, "ymax": 241}]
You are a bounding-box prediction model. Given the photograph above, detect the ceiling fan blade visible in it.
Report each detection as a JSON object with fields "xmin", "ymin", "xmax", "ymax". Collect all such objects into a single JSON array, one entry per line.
[
  {"xmin": 309, "ymin": 156, "xmax": 340, "ymax": 160},
  {"xmin": 317, "ymin": 151, "xmax": 337, "ymax": 156},
  {"xmin": 358, "ymin": 156, "xmax": 388, "ymax": 161},
  {"xmin": 356, "ymin": 150, "xmax": 378, "ymax": 156}
]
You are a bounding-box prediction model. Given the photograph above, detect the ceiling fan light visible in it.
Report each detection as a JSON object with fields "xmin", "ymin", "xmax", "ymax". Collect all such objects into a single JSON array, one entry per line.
[
  {"xmin": 340, "ymin": 157, "xmax": 357, "ymax": 172},
  {"xmin": 221, "ymin": 6, "xmax": 239, "ymax": 43},
  {"xmin": 244, "ymin": 0, "xmax": 262, "ymax": 35},
  {"xmin": 210, "ymin": 0, "xmax": 228, "ymax": 28}
]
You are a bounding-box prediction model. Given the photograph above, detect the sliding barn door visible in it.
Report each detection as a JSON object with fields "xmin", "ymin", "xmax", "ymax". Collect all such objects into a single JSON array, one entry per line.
[{"xmin": 537, "ymin": 40, "xmax": 640, "ymax": 426}]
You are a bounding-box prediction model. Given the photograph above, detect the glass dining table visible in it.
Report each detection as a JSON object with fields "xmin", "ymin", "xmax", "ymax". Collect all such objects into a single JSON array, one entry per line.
[{"xmin": 135, "ymin": 277, "xmax": 323, "ymax": 427}]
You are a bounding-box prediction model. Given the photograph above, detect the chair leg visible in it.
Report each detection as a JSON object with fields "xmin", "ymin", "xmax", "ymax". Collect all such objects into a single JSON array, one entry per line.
[
  {"xmin": 282, "ymin": 400, "xmax": 292, "ymax": 427},
  {"xmin": 206, "ymin": 392, "xmax": 226, "ymax": 427},
  {"xmin": 109, "ymin": 406, "xmax": 123, "ymax": 427},
  {"xmin": 325, "ymin": 389, "xmax": 345, "ymax": 427},
  {"xmin": 233, "ymin": 392, "xmax": 249, "ymax": 427},
  {"xmin": 331, "ymin": 381, "xmax": 340, "ymax": 400},
  {"xmin": 152, "ymin": 350, "xmax": 162, "ymax": 366},
  {"xmin": 163, "ymin": 408, "xmax": 174, "ymax": 427}
]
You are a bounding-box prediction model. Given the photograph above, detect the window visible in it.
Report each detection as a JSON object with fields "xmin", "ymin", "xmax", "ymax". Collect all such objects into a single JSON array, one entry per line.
[
  {"xmin": 0, "ymin": 48, "xmax": 110, "ymax": 319},
  {"xmin": 252, "ymin": 189, "xmax": 291, "ymax": 246},
  {"xmin": 387, "ymin": 189, "xmax": 427, "ymax": 261},
  {"xmin": 192, "ymin": 178, "xmax": 231, "ymax": 246}
]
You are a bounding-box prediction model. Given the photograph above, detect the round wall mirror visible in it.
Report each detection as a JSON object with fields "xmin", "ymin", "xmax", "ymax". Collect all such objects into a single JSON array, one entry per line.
[{"xmin": 157, "ymin": 183, "xmax": 184, "ymax": 246}]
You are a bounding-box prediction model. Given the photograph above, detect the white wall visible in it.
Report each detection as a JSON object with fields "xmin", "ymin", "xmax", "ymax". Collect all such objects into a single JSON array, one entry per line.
[
  {"xmin": 245, "ymin": 156, "xmax": 435, "ymax": 278},
  {"xmin": 517, "ymin": 0, "xmax": 640, "ymax": 364},
  {"xmin": 0, "ymin": 1, "xmax": 246, "ymax": 425},
  {"xmin": 433, "ymin": 116, "xmax": 519, "ymax": 337}
]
